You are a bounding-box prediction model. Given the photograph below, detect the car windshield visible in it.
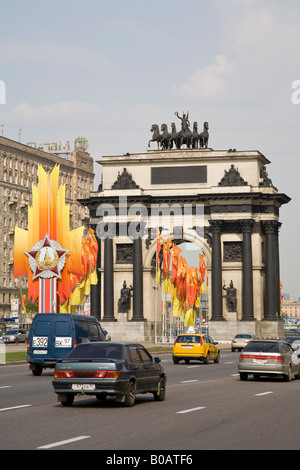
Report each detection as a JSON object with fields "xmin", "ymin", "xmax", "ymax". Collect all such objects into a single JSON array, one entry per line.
[
  {"xmin": 235, "ymin": 334, "xmax": 252, "ymax": 339},
  {"xmin": 67, "ymin": 343, "xmax": 123, "ymax": 360},
  {"xmin": 5, "ymin": 330, "xmax": 18, "ymax": 335},
  {"xmin": 176, "ymin": 335, "xmax": 201, "ymax": 344},
  {"xmin": 243, "ymin": 341, "xmax": 280, "ymax": 353}
]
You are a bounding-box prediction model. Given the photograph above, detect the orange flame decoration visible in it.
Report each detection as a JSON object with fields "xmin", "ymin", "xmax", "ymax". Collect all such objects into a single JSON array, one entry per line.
[
  {"xmin": 156, "ymin": 238, "xmax": 208, "ymax": 327},
  {"xmin": 14, "ymin": 165, "xmax": 97, "ymax": 306}
]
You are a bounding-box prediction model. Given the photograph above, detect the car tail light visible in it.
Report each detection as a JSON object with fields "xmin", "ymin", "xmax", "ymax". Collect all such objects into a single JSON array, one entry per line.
[
  {"xmin": 95, "ymin": 370, "xmax": 106, "ymax": 378},
  {"xmin": 95, "ymin": 370, "xmax": 120, "ymax": 379},
  {"xmin": 232, "ymin": 340, "xmax": 236, "ymax": 343},
  {"xmin": 173, "ymin": 336, "xmax": 178, "ymax": 345},
  {"xmin": 105, "ymin": 371, "xmax": 120, "ymax": 379},
  {"xmin": 239, "ymin": 354, "xmax": 285, "ymax": 362},
  {"xmin": 54, "ymin": 370, "xmax": 75, "ymax": 378}
]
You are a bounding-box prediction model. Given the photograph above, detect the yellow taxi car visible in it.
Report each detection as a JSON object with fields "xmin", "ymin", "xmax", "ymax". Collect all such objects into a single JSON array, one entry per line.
[{"xmin": 172, "ymin": 333, "xmax": 220, "ymax": 364}]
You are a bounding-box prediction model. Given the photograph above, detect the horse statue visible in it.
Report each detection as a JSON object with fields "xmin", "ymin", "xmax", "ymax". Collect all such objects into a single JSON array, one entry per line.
[
  {"xmin": 178, "ymin": 127, "xmax": 192, "ymax": 148},
  {"xmin": 160, "ymin": 123, "xmax": 172, "ymax": 150},
  {"xmin": 148, "ymin": 116, "xmax": 210, "ymax": 151},
  {"xmin": 191, "ymin": 122, "xmax": 200, "ymax": 149},
  {"xmin": 169, "ymin": 122, "xmax": 180, "ymax": 149},
  {"xmin": 148, "ymin": 124, "xmax": 162, "ymax": 149},
  {"xmin": 199, "ymin": 122, "xmax": 209, "ymax": 148}
]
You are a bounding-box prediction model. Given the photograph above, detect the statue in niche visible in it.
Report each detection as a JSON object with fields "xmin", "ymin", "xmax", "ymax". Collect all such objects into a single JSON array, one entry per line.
[
  {"xmin": 118, "ymin": 280, "xmax": 133, "ymax": 313},
  {"xmin": 223, "ymin": 280, "xmax": 237, "ymax": 312}
]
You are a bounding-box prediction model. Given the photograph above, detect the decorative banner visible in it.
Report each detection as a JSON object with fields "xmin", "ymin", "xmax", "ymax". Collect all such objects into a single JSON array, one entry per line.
[
  {"xmin": 156, "ymin": 235, "xmax": 208, "ymax": 328},
  {"xmin": 14, "ymin": 165, "xmax": 98, "ymax": 313},
  {"xmin": 39, "ymin": 279, "xmax": 57, "ymax": 313},
  {"xmin": 171, "ymin": 244, "xmax": 181, "ymax": 317},
  {"xmin": 156, "ymin": 227, "xmax": 162, "ymax": 284},
  {"xmin": 162, "ymin": 237, "xmax": 172, "ymax": 294}
]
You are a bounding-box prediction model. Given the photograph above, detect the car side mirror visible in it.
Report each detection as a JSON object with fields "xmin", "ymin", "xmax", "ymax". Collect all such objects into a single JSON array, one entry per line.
[{"xmin": 154, "ymin": 357, "xmax": 161, "ymax": 364}]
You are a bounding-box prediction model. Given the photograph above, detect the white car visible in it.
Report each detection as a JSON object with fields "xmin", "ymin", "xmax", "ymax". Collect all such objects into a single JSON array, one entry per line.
[{"xmin": 231, "ymin": 334, "xmax": 255, "ymax": 352}]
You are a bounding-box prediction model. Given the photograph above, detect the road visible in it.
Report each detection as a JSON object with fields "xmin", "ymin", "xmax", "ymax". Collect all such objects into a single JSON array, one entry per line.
[{"xmin": 1, "ymin": 349, "xmax": 300, "ymax": 451}]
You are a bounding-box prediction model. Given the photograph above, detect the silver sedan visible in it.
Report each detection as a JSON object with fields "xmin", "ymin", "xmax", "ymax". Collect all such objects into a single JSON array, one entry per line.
[
  {"xmin": 231, "ymin": 334, "xmax": 255, "ymax": 352},
  {"xmin": 238, "ymin": 339, "xmax": 300, "ymax": 382}
]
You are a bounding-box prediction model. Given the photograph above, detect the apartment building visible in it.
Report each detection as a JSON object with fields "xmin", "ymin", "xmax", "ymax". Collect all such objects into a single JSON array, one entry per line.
[{"xmin": 0, "ymin": 136, "xmax": 94, "ymax": 318}]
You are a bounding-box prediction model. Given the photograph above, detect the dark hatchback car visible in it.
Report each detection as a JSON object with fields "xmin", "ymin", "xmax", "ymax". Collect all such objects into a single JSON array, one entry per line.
[{"xmin": 52, "ymin": 342, "xmax": 167, "ymax": 407}]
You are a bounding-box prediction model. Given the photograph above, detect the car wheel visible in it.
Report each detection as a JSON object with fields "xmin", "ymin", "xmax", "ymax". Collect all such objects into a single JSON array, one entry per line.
[
  {"xmin": 31, "ymin": 365, "xmax": 43, "ymax": 376},
  {"xmin": 204, "ymin": 352, "xmax": 210, "ymax": 364},
  {"xmin": 239, "ymin": 373, "xmax": 248, "ymax": 381},
  {"xmin": 154, "ymin": 377, "xmax": 166, "ymax": 402},
  {"xmin": 60, "ymin": 394, "xmax": 74, "ymax": 407},
  {"xmin": 173, "ymin": 356, "xmax": 179, "ymax": 364},
  {"xmin": 214, "ymin": 351, "xmax": 220, "ymax": 363},
  {"xmin": 124, "ymin": 381, "xmax": 136, "ymax": 407}
]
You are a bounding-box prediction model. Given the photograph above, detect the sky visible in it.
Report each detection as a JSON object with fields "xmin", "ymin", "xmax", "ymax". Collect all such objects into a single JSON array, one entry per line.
[{"xmin": 1, "ymin": 0, "xmax": 300, "ymax": 298}]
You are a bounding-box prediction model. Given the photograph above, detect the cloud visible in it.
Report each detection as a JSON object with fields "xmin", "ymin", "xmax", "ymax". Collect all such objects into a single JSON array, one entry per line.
[
  {"xmin": 173, "ymin": 1, "xmax": 300, "ymax": 106},
  {"xmin": 172, "ymin": 55, "xmax": 235, "ymax": 101}
]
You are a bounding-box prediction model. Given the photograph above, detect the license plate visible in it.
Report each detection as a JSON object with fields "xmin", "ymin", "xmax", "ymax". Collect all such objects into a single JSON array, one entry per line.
[
  {"xmin": 32, "ymin": 336, "xmax": 48, "ymax": 348},
  {"xmin": 55, "ymin": 337, "xmax": 72, "ymax": 348},
  {"xmin": 253, "ymin": 359, "xmax": 268, "ymax": 364},
  {"xmin": 72, "ymin": 384, "xmax": 96, "ymax": 391},
  {"xmin": 33, "ymin": 349, "xmax": 48, "ymax": 355},
  {"xmin": 182, "ymin": 345, "xmax": 193, "ymax": 349}
]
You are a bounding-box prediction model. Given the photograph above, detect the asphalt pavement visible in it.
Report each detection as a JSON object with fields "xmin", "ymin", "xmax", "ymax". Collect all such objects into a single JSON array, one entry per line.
[{"xmin": 1, "ymin": 350, "xmax": 300, "ymax": 450}]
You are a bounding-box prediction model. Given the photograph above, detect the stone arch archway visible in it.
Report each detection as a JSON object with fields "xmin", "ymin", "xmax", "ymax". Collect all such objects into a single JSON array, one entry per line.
[
  {"xmin": 144, "ymin": 231, "xmax": 212, "ymax": 341},
  {"xmin": 85, "ymin": 146, "xmax": 289, "ymax": 342}
]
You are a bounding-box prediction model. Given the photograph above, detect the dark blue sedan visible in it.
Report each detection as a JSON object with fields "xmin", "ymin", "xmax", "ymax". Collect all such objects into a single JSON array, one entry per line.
[{"xmin": 52, "ymin": 342, "xmax": 166, "ymax": 407}]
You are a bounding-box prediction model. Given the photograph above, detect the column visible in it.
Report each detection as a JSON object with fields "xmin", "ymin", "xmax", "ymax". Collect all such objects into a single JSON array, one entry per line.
[
  {"xmin": 103, "ymin": 237, "xmax": 115, "ymax": 321},
  {"xmin": 262, "ymin": 221, "xmax": 278, "ymax": 321},
  {"xmin": 132, "ymin": 236, "xmax": 144, "ymax": 321},
  {"xmin": 240, "ymin": 219, "xmax": 255, "ymax": 321},
  {"xmin": 90, "ymin": 226, "xmax": 101, "ymax": 320},
  {"xmin": 274, "ymin": 222, "xmax": 282, "ymax": 316},
  {"xmin": 210, "ymin": 220, "xmax": 224, "ymax": 321}
]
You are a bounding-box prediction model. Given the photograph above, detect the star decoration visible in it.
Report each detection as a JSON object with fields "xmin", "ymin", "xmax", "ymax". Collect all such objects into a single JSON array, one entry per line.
[{"xmin": 25, "ymin": 234, "xmax": 69, "ymax": 280}]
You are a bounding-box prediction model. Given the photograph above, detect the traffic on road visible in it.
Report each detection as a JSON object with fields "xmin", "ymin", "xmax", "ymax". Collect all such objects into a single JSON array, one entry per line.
[{"xmin": 1, "ymin": 334, "xmax": 300, "ymax": 451}]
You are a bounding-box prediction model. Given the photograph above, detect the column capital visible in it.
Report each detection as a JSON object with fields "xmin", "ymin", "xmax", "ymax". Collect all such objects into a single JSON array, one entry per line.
[
  {"xmin": 261, "ymin": 220, "xmax": 281, "ymax": 235},
  {"xmin": 209, "ymin": 220, "xmax": 224, "ymax": 234},
  {"xmin": 239, "ymin": 219, "xmax": 255, "ymax": 233}
]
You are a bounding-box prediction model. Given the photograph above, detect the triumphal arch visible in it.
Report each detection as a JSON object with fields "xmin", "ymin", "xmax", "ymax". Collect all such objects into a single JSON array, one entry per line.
[{"xmin": 80, "ymin": 113, "xmax": 290, "ymax": 342}]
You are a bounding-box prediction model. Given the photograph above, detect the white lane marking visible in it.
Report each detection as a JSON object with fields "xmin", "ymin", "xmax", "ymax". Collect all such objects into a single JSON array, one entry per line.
[
  {"xmin": 38, "ymin": 435, "xmax": 91, "ymax": 449},
  {"xmin": 254, "ymin": 392, "xmax": 274, "ymax": 397},
  {"xmin": 180, "ymin": 380, "xmax": 199, "ymax": 383},
  {"xmin": 0, "ymin": 386, "xmax": 12, "ymax": 389},
  {"xmin": 177, "ymin": 407, "xmax": 206, "ymax": 414},
  {"xmin": 187, "ymin": 365, "xmax": 200, "ymax": 369},
  {"xmin": 0, "ymin": 404, "xmax": 32, "ymax": 412},
  {"xmin": 231, "ymin": 373, "xmax": 239, "ymax": 377},
  {"xmin": 224, "ymin": 362, "xmax": 234, "ymax": 364}
]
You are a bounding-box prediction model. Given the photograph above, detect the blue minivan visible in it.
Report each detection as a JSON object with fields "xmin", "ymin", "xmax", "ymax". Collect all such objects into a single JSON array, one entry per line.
[{"xmin": 27, "ymin": 313, "xmax": 106, "ymax": 375}]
